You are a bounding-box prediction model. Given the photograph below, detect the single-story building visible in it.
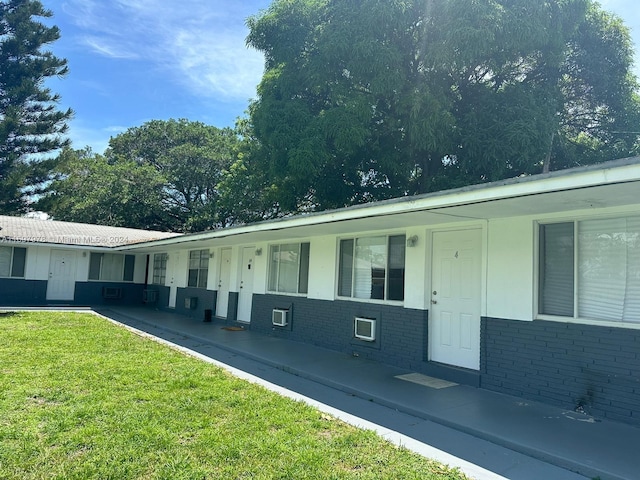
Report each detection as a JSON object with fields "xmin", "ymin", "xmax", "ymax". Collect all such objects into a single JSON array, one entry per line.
[
  {"xmin": 1, "ymin": 157, "xmax": 639, "ymax": 425},
  {"xmin": 0, "ymin": 217, "xmax": 180, "ymax": 305}
]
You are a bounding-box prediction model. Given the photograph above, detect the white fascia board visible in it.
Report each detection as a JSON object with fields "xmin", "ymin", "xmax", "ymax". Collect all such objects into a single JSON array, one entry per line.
[
  {"xmin": 0, "ymin": 240, "xmax": 116, "ymax": 252},
  {"xmin": 117, "ymin": 157, "xmax": 640, "ymax": 252}
]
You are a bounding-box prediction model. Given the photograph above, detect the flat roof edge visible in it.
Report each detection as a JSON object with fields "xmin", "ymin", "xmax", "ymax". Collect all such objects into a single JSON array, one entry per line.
[{"xmin": 121, "ymin": 157, "xmax": 640, "ymax": 250}]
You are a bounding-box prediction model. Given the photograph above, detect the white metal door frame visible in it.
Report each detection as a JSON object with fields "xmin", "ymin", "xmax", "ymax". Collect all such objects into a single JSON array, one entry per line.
[
  {"xmin": 216, "ymin": 247, "xmax": 232, "ymax": 318},
  {"xmin": 168, "ymin": 251, "xmax": 180, "ymax": 308},
  {"xmin": 46, "ymin": 249, "xmax": 77, "ymax": 301},
  {"xmin": 237, "ymin": 246, "xmax": 255, "ymax": 322},
  {"xmin": 429, "ymin": 228, "xmax": 482, "ymax": 370}
]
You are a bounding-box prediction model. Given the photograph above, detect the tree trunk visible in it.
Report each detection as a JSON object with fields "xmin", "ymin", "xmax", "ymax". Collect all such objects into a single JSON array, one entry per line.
[{"xmin": 542, "ymin": 131, "xmax": 555, "ymax": 174}]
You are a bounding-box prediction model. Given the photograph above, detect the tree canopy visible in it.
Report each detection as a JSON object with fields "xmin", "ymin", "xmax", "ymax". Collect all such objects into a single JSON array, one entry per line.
[
  {"xmin": 38, "ymin": 146, "xmax": 167, "ymax": 230},
  {"xmin": 41, "ymin": 119, "xmax": 246, "ymax": 232},
  {"xmin": 246, "ymin": 0, "xmax": 640, "ymax": 213},
  {"xmin": 35, "ymin": 0, "xmax": 640, "ymax": 230},
  {"xmin": 0, "ymin": 0, "xmax": 72, "ymax": 214}
]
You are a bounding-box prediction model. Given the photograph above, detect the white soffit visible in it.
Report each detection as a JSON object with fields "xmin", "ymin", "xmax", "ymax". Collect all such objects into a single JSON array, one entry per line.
[{"xmin": 122, "ymin": 158, "xmax": 640, "ymax": 251}]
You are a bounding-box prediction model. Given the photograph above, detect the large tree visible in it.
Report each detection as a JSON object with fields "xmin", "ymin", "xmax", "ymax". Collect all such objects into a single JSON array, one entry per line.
[
  {"xmin": 216, "ymin": 118, "xmax": 283, "ymax": 225},
  {"xmin": 41, "ymin": 119, "xmax": 243, "ymax": 232},
  {"xmin": 106, "ymin": 119, "xmax": 240, "ymax": 232},
  {"xmin": 38, "ymin": 146, "xmax": 167, "ymax": 230},
  {"xmin": 0, "ymin": 0, "xmax": 72, "ymax": 214},
  {"xmin": 246, "ymin": 0, "xmax": 640, "ymax": 213}
]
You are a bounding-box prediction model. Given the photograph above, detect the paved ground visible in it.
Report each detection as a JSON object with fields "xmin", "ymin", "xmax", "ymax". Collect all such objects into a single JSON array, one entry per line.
[{"xmin": 17, "ymin": 306, "xmax": 639, "ymax": 479}]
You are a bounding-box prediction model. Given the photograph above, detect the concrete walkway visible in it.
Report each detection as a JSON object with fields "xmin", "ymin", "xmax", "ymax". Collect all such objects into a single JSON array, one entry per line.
[{"xmin": 95, "ymin": 306, "xmax": 638, "ymax": 480}]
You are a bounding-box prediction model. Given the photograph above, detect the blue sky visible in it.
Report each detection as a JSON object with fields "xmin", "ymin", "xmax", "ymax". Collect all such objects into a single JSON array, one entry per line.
[
  {"xmin": 40, "ymin": 0, "xmax": 640, "ymax": 155},
  {"xmin": 41, "ymin": 0, "xmax": 272, "ymax": 153}
]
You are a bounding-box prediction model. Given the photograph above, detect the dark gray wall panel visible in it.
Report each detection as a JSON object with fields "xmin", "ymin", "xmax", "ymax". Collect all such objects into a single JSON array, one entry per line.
[
  {"xmin": 0, "ymin": 279, "xmax": 47, "ymax": 305},
  {"xmin": 74, "ymin": 282, "xmax": 145, "ymax": 306},
  {"xmin": 482, "ymin": 317, "xmax": 640, "ymax": 425},
  {"xmin": 174, "ymin": 287, "xmax": 216, "ymax": 320},
  {"xmin": 251, "ymin": 294, "xmax": 428, "ymax": 371}
]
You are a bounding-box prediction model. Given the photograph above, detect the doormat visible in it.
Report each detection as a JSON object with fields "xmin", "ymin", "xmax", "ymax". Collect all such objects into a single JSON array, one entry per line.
[
  {"xmin": 221, "ymin": 326, "xmax": 245, "ymax": 331},
  {"xmin": 395, "ymin": 373, "xmax": 458, "ymax": 389}
]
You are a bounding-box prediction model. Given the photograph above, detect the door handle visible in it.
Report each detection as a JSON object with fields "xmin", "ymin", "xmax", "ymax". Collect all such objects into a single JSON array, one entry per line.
[{"xmin": 431, "ymin": 300, "xmax": 437, "ymax": 304}]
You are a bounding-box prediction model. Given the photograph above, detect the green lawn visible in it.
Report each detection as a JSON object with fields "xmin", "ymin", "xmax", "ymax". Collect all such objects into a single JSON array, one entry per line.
[{"xmin": 0, "ymin": 311, "xmax": 470, "ymax": 480}]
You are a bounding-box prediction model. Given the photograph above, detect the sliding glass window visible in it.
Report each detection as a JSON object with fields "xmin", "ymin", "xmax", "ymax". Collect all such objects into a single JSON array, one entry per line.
[
  {"xmin": 539, "ymin": 216, "xmax": 640, "ymax": 323},
  {"xmin": 338, "ymin": 235, "xmax": 405, "ymax": 301},
  {"xmin": 268, "ymin": 242, "xmax": 310, "ymax": 294}
]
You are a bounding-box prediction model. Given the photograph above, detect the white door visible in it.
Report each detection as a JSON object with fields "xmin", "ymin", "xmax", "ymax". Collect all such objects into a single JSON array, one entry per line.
[
  {"xmin": 237, "ymin": 247, "xmax": 255, "ymax": 322},
  {"xmin": 168, "ymin": 252, "xmax": 180, "ymax": 308},
  {"xmin": 46, "ymin": 249, "xmax": 77, "ymax": 301},
  {"xmin": 430, "ymin": 229, "xmax": 481, "ymax": 370},
  {"xmin": 216, "ymin": 248, "xmax": 232, "ymax": 318}
]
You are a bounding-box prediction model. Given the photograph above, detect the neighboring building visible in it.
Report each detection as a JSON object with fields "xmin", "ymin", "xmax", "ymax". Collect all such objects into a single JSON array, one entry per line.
[
  {"xmin": 1, "ymin": 157, "xmax": 639, "ymax": 425},
  {"xmin": 0, "ymin": 216, "xmax": 180, "ymax": 305}
]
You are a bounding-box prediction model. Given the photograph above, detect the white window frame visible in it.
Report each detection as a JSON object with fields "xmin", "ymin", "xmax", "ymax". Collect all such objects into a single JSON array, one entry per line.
[
  {"xmin": 88, "ymin": 253, "xmax": 135, "ymax": 282},
  {"xmin": 337, "ymin": 234, "xmax": 406, "ymax": 303},
  {"xmin": 267, "ymin": 242, "xmax": 310, "ymax": 295},
  {"xmin": 152, "ymin": 253, "xmax": 168, "ymax": 286},
  {"xmin": 187, "ymin": 249, "xmax": 209, "ymax": 289},
  {"xmin": 0, "ymin": 246, "xmax": 26, "ymax": 278},
  {"xmin": 537, "ymin": 214, "xmax": 640, "ymax": 328}
]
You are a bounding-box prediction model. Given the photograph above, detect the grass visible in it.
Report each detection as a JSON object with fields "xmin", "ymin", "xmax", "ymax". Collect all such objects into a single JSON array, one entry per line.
[{"xmin": 0, "ymin": 311, "xmax": 470, "ymax": 480}]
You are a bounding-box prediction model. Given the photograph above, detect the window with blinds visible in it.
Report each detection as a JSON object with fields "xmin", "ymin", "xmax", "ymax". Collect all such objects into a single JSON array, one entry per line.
[
  {"xmin": 88, "ymin": 253, "xmax": 135, "ymax": 282},
  {"xmin": 268, "ymin": 242, "xmax": 310, "ymax": 294},
  {"xmin": 338, "ymin": 235, "xmax": 405, "ymax": 301},
  {"xmin": 539, "ymin": 216, "xmax": 640, "ymax": 324},
  {"xmin": 539, "ymin": 223, "xmax": 574, "ymax": 316}
]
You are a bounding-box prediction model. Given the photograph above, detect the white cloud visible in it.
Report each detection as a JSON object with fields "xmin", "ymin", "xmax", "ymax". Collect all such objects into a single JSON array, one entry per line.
[
  {"xmin": 60, "ymin": 0, "xmax": 266, "ymax": 101},
  {"xmin": 82, "ymin": 36, "xmax": 140, "ymax": 60},
  {"xmin": 67, "ymin": 120, "xmax": 129, "ymax": 153},
  {"xmin": 172, "ymin": 28, "xmax": 265, "ymax": 99}
]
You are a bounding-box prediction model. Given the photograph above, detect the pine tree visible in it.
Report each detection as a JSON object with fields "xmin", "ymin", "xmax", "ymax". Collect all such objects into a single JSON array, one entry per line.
[{"xmin": 0, "ymin": 0, "xmax": 72, "ymax": 214}]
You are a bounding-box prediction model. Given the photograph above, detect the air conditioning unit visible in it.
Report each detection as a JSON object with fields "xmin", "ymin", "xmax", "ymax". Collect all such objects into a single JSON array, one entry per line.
[
  {"xmin": 102, "ymin": 286, "xmax": 122, "ymax": 299},
  {"xmin": 272, "ymin": 309, "xmax": 288, "ymax": 327},
  {"xmin": 354, "ymin": 317, "xmax": 376, "ymax": 342},
  {"xmin": 142, "ymin": 289, "xmax": 158, "ymax": 303},
  {"xmin": 184, "ymin": 297, "xmax": 198, "ymax": 309}
]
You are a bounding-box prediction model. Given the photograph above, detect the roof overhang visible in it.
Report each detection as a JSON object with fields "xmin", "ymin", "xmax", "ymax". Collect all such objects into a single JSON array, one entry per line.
[
  {"xmin": 0, "ymin": 240, "xmax": 125, "ymax": 252},
  {"xmin": 119, "ymin": 157, "xmax": 640, "ymax": 253}
]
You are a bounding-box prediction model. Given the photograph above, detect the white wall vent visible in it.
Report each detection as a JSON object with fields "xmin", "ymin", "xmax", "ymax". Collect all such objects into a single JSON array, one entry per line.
[
  {"xmin": 272, "ymin": 309, "xmax": 288, "ymax": 327},
  {"xmin": 102, "ymin": 287, "xmax": 122, "ymax": 299},
  {"xmin": 354, "ymin": 317, "xmax": 376, "ymax": 342}
]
